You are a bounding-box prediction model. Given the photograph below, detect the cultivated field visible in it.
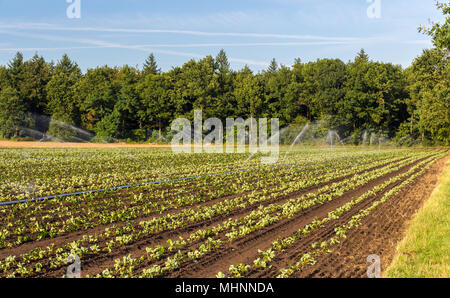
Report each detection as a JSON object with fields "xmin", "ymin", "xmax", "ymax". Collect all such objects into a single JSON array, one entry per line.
[{"xmin": 0, "ymin": 147, "xmax": 447, "ymax": 278}]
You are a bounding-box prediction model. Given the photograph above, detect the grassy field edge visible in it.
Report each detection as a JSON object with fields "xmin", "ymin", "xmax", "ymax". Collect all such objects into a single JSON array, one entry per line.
[{"xmin": 384, "ymin": 159, "xmax": 450, "ymax": 278}]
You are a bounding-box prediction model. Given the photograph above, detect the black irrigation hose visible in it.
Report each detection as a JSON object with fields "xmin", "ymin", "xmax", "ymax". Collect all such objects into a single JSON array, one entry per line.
[{"xmin": 0, "ymin": 162, "xmax": 297, "ymax": 207}]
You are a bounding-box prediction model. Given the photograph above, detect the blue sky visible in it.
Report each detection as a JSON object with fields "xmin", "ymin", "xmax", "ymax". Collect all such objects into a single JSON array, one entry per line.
[{"xmin": 0, "ymin": 0, "xmax": 445, "ymax": 72}]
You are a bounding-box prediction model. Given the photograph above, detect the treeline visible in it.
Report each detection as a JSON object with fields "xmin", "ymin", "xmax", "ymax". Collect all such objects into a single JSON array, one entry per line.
[
  {"xmin": 0, "ymin": 48, "xmax": 447, "ymax": 145},
  {"xmin": 0, "ymin": 4, "xmax": 448, "ymax": 145}
]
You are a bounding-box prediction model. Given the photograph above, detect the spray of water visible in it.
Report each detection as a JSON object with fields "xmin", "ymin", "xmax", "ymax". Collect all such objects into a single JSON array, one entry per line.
[
  {"xmin": 362, "ymin": 130, "xmax": 368, "ymax": 147},
  {"xmin": 19, "ymin": 127, "xmax": 62, "ymax": 142},
  {"xmin": 240, "ymin": 126, "xmax": 288, "ymax": 168},
  {"xmin": 282, "ymin": 123, "xmax": 310, "ymax": 161},
  {"xmin": 370, "ymin": 133, "xmax": 377, "ymax": 146},
  {"xmin": 50, "ymin": 119, "xmax": 94, "ymax": 139},
  {"xmin": 326, "ymin": 131, "xmax": 341, "ymax": 148},
  {"xmin": 339, "ymin": 135, "xmax": 352, "ymax": 145}
]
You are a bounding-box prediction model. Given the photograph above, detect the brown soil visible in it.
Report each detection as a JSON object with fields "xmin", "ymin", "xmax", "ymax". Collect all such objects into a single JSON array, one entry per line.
[
  {"xmin": 65, "ymin": 156, "xmax": 425, "ymax": 278},
  {"xmin": 167, "ymin": 156, "xmax": 432, "ymax": 278},
  {"xmin": 290, "ymin": 155, "xmax": 448, "ymax": 278}
]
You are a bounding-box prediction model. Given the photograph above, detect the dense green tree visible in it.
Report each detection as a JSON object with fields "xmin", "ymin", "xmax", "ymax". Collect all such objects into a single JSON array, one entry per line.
[
  {"xmin": 138, "ymin": 73, "xmax": 174, "ymax": 137},
  {"xmin": 272, "ymin": 65, "xmax": 298, "ymax": 126},
  {"xmin": 374, "ymin": 62, "xmax": 409, "ymax": 134},
  {"xmin": 4, "ymin": 52, "xmax": 52, "ymax": 135},
  {"xmin": 46, "ymin": 54, "xmax": 82, "ymax": 140},
  {"xmin": 267, "ymin": 58, "xmax": 278, "ymax": 74},
  {"xmin": 342, "ymin": 49, "xmax": 407, "ymax": 135},
  {"xmin": 7, "ymin": 52, "xmax": 24, "ymax": 91},
  {"xmin": 74, "ymin": 66, "xmax": 119, "ymax": 134},
  {"xmin": 406, "ymin": 48, "xmax": 449, "ymax": 144},
  {"xmin": 94, "ymin": 108, "xmax": 121, "ymax": 139},
  {"xmin": 233, "ymin": 66, "xmax": 263, "ymax": 119},
  {"xmin": 174, "ymin": 56, "xmax": 219, "ymax": 120},
  {"xmin": 295, "ymin": 58, "xmax": 347, "ymax": 123},
  {"xmin": 215, "ymin": 50, "xmax": 235, "ymax": 119},
  {"xmin": 290, "ymin": 59, "xmax": 311, "ymax": 121},
  {"xmin": 0, "ymin": 66, "xmax": 8, "ymax": 90},
  {"xmin": 20, "ymin": 54, "xmax": 52, "ymax": 115},
  {"xmin": 114, "ymin": 65, "xmax": 142, "ymax": 138},
  {"xmin": 142, "ymin": 53, "xmax": 161, "ymax": 76},
  {"xmin": 298, "ymin": 61, "xmax": 320, "ymax": 120},
  {"xmin": 167, "ymin": 67, "xmax": 190, "ymax": 117},
  {"xmin": 0, "ymin": 87, "xmax": 29, "ymax": 138},
  {"xmin": 313, "ymin": 59, "xmax": 347, "ymax": 118}
]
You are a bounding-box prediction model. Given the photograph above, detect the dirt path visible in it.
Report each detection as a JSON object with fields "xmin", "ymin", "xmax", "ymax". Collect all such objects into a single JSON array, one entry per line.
[{"xmin": 0, "ymin": 140, "xmax": 175, "ymax": 149}]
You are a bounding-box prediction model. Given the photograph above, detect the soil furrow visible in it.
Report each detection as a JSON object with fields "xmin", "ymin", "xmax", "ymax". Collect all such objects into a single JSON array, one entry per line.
[
  {"xmin": 161, "ymin": 157, "xmax": 428, "ymax": 278},
  {"xmin": 292, "ymin": 156, "xmax": 447, "ymax": 278},
  {"xmin": 29, "ymin": 157, "xmax": 412, "ymax": 277},
  {"xmin": 0, "ymin": 156, "xmax": 398, "ymax": 260}
]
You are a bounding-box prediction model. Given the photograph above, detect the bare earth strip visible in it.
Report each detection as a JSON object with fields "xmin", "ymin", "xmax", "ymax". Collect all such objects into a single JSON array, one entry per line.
[{"xmin": 0, "ymin": 140, "xmax": 175, "ymax": 149}]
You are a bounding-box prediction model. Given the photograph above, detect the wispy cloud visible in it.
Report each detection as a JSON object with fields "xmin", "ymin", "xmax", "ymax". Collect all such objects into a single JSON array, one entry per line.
[
  {"xmin": 0, "ymin": 30, "xmax": 270, "ymax": 67},
  {"xmin": 0, "ymin": 22, "xmax": 363, "ymax": 41},
  {"xmin": 132, "ymin": 41, "xmax": 353, "ymax": 47},
  {"xmin": 0, "ymin": 46, "xmax": 101, "ymax": 52},
  {"xmin": 0, "ymin": 26, "xmax": 431, "ymax": 68},
  {"xmin": 0, "ymin": 22, "xmax": 432, "ymax": 46},
  {"xmin": 0, "ymin": 42, "xmax": 356, "ymax": 53}
]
